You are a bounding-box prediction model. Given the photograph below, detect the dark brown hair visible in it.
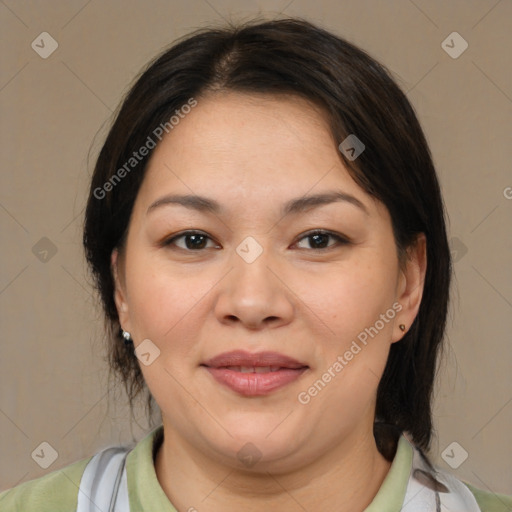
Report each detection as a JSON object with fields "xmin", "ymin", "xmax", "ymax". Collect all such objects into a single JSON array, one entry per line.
[{"xmin": 83, "ymin": 17, "xmax": 451, "ymax": 451}]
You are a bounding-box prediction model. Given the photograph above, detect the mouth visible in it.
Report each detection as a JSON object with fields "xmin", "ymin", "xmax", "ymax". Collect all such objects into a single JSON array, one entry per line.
[
  {"xmin": 201, "ymin": 350, "xmax": 309, "ymax": 396},
  {"xmin": 213, "ymin": 365, "xmax": 287, "ymax": 373}
]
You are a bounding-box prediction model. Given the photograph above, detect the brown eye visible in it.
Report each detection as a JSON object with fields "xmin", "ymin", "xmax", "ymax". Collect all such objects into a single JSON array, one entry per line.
[
  {"xmin": 295, "ymin": 230, "xmax": 349, "ymax": 250},
  {"xmin": 163, "ymin": 231, "xmax": 218, "ymax": 251}
]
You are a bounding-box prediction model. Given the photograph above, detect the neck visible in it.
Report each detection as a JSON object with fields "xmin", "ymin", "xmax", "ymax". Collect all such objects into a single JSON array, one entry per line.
[{"xmin": 154, "ymin": 424, "xmax": 392, "ymax": 512}]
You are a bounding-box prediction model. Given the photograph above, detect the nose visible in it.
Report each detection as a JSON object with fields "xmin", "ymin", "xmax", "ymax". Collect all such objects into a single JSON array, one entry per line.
[{"xmin": 213, "ymin": 242, "xmax": 294, "ymax": 331}]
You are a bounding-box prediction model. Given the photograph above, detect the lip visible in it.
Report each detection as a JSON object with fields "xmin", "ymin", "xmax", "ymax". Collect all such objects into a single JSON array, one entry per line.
[
  {"xmin": 202, "ymin": 350, "xmax": 309, "ymax": 397},
  {"xmin": 203, "ymin": 350, "xmax": 307, "ymax": 369}
]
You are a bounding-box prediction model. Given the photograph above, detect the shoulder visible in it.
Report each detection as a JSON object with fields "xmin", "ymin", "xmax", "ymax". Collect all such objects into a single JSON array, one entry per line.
[
  {"xmin": 399, "ymin": 432, "xmax": 511, "ymax": 512},
  {"xmin": 0, "ymin": 427, "xmax": 162, "ymax": 512},
  {"xmin": 0, "ymin": 456, "xmax": 91, "ymax": 512},
  {"xmin": 464, "ymin": 482, "xmax": 512, "ymax": 512}
]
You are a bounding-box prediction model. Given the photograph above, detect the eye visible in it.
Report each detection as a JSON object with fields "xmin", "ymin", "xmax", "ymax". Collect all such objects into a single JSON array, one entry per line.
[
  {"xmin": 294, "ymin": 230, "xmax": 350, "ymax": 250},
  {"xmin": 163, "ymin": 231, "xmax": 219, "ymax": 251},
  {"xmin": 162, "ymin": 229, "xmax": 350, "ymax": 252}
]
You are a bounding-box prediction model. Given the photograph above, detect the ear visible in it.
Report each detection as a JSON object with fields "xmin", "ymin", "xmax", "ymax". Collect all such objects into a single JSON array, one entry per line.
[
  {"xmin": 111, "ymin": 248, "xmax": 131, "ymax": 332},
  {"xmin": 392, "ymin": 233, "xmax": 427, "ymax": 343}
]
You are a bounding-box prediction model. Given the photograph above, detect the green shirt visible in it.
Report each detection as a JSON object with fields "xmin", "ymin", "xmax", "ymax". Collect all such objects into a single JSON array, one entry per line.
[{"xmin": 1, "ymin": 426, "xmax": 510, "ymax": 511}]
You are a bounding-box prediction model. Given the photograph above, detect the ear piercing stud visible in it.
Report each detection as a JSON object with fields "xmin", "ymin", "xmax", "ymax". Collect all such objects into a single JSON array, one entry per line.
[{"xmin": 122, "ymin": 330, "xmax": 132, "ymax": 345}]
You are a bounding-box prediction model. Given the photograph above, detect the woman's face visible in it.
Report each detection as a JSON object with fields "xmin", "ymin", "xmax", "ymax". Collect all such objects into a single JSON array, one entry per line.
[{"xmin": 113, "ymin": 92, "xmax": 425, "ymax": 472}]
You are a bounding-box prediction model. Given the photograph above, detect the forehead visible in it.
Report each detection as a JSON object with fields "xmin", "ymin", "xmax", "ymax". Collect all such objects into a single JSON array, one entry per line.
[
  {"xmin": 140, "ymin": 92, "xmax": 361, "ymax": 198},
  {"xmin": 122, "ymin": 92, "xmax": 398, "ymax": 236}
]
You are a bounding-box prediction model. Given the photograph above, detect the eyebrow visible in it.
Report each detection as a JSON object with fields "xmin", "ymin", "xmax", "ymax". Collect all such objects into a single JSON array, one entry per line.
[{"xmin": 146, "ymin": 191, "xmax": 368, "ymax": 216}]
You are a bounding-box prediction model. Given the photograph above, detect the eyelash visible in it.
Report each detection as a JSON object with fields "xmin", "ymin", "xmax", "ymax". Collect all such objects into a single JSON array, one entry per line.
[{"xmin": 161, "ymin": 229, "xmax": 351, "ymax": 252}]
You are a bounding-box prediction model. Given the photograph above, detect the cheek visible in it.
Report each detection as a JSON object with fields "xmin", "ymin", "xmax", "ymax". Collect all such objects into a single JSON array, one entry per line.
[
  {"xmin": 124, "ymin": 258, "xmax": 210, "ymax": 398},
  {"xmin": 299, "ymin": 257, "xmax": 398, "ymax": 408},
  {"xmin": 303, "ymin": 258, "xmax": 398, "ymax": 337},
  {"xmin": 125, "ymin": 254, "xmax": 208, "ymax": 339}
]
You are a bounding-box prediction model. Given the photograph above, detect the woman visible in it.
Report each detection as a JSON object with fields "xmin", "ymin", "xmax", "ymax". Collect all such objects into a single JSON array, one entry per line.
[{"xmin": 1, "ymin": 17, "xmax": 510, "ymax": 512}]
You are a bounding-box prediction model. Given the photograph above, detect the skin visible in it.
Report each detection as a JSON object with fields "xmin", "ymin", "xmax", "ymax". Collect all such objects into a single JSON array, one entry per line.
[{"xmin": 112, "ymin": 92, "xmax": 427, "ymax": 511}]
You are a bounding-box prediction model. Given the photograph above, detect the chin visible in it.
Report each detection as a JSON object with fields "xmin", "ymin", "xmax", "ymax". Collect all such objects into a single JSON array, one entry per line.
[{"xmin": 203, "ymin": 421, "xmax": 306, "ymax": 470}]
